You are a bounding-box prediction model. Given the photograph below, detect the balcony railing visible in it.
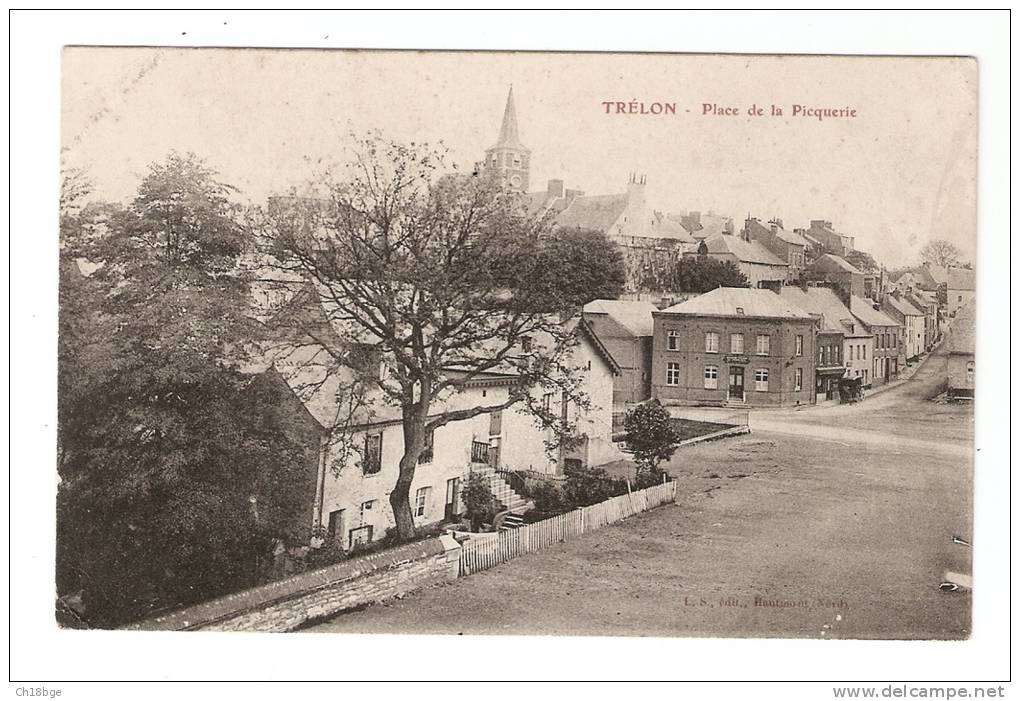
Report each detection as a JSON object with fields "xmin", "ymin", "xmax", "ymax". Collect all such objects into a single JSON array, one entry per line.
[{"xmin": 470, "ymin": 440, "xmax": 490, "ymax": 465}]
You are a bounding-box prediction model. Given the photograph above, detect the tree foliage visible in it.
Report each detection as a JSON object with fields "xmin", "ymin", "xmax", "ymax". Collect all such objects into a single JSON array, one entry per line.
[
  {"xmin": 542, "ymin": 228, "xmax": 626, "ymax": 305},
  {"xmin": 642, "ymin": 255, "xmax": 750, "ymax": 293},
  {"xmin": 57, "ymin": 153, "xmax": 312, "ymax": 627},
  {"xmin": 262, "ymin": 135, "xmax": 610, "ymax": 539},
  {"xmin": 462, "ymin": 471, "xmax": 497, "ymax": 532},
  {"xmin": 919, "ymin": 239, "xmax": 962, "ymax": 268},
  {"xmin": 624, "ymin": 401, "xmax": 680, "ymax": 486}
]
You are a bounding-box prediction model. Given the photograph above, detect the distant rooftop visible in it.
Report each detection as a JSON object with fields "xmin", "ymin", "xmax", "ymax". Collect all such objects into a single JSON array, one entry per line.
[{"xmin": 583, "ymin": 299, "xmax": 658, "ymax": 337}]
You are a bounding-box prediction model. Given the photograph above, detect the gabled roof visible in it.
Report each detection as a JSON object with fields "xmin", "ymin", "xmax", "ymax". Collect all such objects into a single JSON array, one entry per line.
[
  {"xmin": 577, "ymin": 318, "xmax": 622, "ymax": 375},
  {"xmin": 658, "ymin": 287, "xmax": 813, "ymax": 320},
  {"xmin": 850, "ymin": 295, "xmax": 900, "ymax": 328},
  {"xmin": 778, "ymin": 287, "xmax": 868, "ymax": 336},
  {"xmin": 771, "ymin": 225, "xmax": 810, "ymax": 247},
  {"xmin": 650, "ymin": 212, "xmax": 696, "ymax": 243},
  {"xmin": 946, "ymin": 299, "xmax": 975, "ymax": 354},
  {"xmin": 808, "ymin": 253, "xmax": 863, "ymax": 275},
  {"xmin": 948, "ymin": 267, "xmax": 975, "ymax": 291},
  {"xmin": 697, "ymin": 233, "xmax": 787, "ymax": 266},
  {"xmin": 583, "ymin": 299, "xmax": 657, "ymax": 337},
  {"xmin": 554, "ymin": 194, "xmax": 629, "ymax": 232},
  {"xmin": 885, "ymin": 295, "xmax": 925, "ymax": 317}
]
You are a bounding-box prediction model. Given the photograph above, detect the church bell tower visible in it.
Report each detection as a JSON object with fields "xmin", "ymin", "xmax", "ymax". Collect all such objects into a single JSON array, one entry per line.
[{"xmin": 484, "ymin": 86, "xmax": 531, "ymax": 192}]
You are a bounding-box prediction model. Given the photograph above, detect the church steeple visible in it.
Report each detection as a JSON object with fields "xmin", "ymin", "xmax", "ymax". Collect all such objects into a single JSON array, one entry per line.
[{"xmin": 484, "ymin": 86, "xmax": 531, "ymax": 192}]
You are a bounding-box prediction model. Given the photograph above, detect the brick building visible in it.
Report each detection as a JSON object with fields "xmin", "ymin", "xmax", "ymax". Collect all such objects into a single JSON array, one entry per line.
[
  {"xmin": 651, "ymin": 287, "xmax": 817, "ymax": 408},
  {"xmin": 742, "ymin": 217, "xmax": 810, "ymax": 283}
]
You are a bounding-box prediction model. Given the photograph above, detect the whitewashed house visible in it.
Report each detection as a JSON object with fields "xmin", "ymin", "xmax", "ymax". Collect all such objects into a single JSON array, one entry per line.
[{"xmin": 265, "ymin": 290, "xmax": 622, "ymax": 550}]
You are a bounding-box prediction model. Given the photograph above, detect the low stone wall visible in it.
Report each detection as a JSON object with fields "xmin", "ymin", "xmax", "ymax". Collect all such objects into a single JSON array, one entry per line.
[{"xmin": 123, "ymin": 535, "xmax": 462, "ymax": 633}]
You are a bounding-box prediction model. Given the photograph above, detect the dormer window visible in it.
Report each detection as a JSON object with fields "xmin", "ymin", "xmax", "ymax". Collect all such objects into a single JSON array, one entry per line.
[{"xmin": 735, "ymin": 307, "xmax": 745, "ymax": 315}]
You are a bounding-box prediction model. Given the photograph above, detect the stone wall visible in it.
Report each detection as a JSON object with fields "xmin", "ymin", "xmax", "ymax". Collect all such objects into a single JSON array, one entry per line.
[{"xmin": 124, "ymin": 535, "xmax": 462, "ymax": 633}]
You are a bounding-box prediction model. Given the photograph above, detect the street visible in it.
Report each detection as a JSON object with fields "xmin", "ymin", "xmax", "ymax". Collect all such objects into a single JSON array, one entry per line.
[{"xmin": 308, "ymin": 346, "xmax": 972, "ymax": 639}]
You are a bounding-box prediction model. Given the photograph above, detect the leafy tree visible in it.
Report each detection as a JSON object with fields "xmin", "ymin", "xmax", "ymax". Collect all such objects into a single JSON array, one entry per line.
[
  {"xmin": 624, "ymin": 401, "xmax": 680, "ymax": 487},
  {"xmin": 462, "ymin": 470, "xmax": 497, "ymax": 532},
  {"xmin": 543, "ymin": 228, "xmax": 626, "ymax": 304},
  {"xmin": 57, "ymin": 153, "xmax": 312, "ymax": 627},
  {"xmin": 919, "ymin": 239, "xmax": 962, "ymax": 268},
  {"xmin": 644, "ymin": 255, "xmax": 750, "ymax": 293},
  {"xmin": 263, "ymin": 135, "xmax": 610, "ymax": 540},
  {"xmin": 845, "ymin": 249, "xmax": 880, "ymax": 273}
]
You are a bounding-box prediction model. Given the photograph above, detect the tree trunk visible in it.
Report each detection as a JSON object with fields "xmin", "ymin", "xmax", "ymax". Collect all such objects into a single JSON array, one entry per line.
[{"xmin": 388, "ymin": 400, "xmax": 428, "ymax": 540}]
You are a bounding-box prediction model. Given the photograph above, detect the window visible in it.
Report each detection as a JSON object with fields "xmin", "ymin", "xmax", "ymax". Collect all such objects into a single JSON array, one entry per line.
[
  {"xmin": 703, "ymin": 365, "xmax": 718, "ymax": 389},
  {"xmin": 542, "ymin": 392, "xmax": 554, "ymax": 414},
  {"xmin": 489, "ymin": 410, "xmax": 502, "ymax": 436},
  {"xmin": 363, "ymin": 434, "xmax": 382, "ymax": 474},
  {"xmin": 666, "ymin": 362, "xmax": 681, "ymax": 386},
  {"xmin": 862, "ymin": 345, "xmax": 867, "ymax": 360},
  {"xmin": 415, "ymin": 487, "xmax": 431, "ymax": 518},
  {"xmin": 705, "ymin": 332, "xmax": 719, "ymax": 353},
  {"xmin": 667, "ymin": 330, "xmax": 680, "ymax": 351},
  {"xmin": 795, "ymin": 335, "xmax": 803, "ymax": 357},
  {"xmin": 795, "ymin": 367, "xmax": 803, "ymax": 391},
  {"xmin": 360, "ymin": 500, "xmax": 375, "ymax": 520},
  {"xmin": 818, "ymin": 345, "xmax": 824, "ymax": 364},
  {"xmin": 966, "ymin": 361, "xmax": 974, "ymax": 377},
  {"xmin": 730, "ymin": 333, "xmax": 744, "ymax": 354},
  {"xmin": 348, "ymin": 525, "xmax": 373, "ymax": 549},
  {"xmin": 754, "ymin": 369, "xmax": 769, "ymax": 392},
  {"xmin": 756, "ymin": 334, "xmax": 770, "ymax": 356},
  {"xmin": 521, "ymin": 336, "xmax": 533, "ymax": 353}
]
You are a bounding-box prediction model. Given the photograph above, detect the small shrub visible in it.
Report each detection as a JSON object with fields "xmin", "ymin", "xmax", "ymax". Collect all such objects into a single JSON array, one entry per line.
[
  {"xmin": 462, "ymin": 470, "xmax": 496, "ymax": 532},
  {"xmin": 624, "ymin": 401, "xmax": 681, "ymax": 480},
  {"xmin": 531, "ymin": 482, "xmax": 566, "ymax": 513}
]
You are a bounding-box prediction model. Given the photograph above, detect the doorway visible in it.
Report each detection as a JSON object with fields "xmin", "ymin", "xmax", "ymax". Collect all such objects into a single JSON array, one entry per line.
[
  {"xmin": 444, "ymin": 477, "xmax": 461, "ymax": 521},
  {"xmin": 728, "ymin": 366, "xmax": 744, "ymax": 402}
]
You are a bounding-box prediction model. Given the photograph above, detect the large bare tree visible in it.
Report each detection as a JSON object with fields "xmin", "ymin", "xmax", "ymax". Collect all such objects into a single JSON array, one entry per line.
[
  {"xmin": 919, "ymin": 239, "xmax": 962, "ymax": 268},
  {"xmin": 261, "ymin": 136, "xmax": 624, "ymax": 538}
]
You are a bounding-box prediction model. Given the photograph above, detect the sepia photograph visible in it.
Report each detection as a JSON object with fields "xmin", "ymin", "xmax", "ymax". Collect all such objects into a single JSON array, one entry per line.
[{"xmin": 55, "ymin": 47, "xmax": 978, "ymax": 641}]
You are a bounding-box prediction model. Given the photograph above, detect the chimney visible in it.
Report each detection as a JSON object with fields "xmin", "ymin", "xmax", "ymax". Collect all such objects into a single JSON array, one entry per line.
[
  {"xmin": 689, "ymin": 210, "xmax": 702, "ymax": 227},
  {"xmin": 547, "ymin": 179, "xmax": 565, "ymax": 199}
]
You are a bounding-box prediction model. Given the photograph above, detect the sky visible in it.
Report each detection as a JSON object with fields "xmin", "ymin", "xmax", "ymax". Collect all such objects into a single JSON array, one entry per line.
[{"xmin": 61, "ymin": 48, "xmax": 977, "ymax": 269}]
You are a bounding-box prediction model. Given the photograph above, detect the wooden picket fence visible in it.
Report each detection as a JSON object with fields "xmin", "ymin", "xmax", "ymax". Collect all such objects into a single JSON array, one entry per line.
[{"xmin": 458, "ymin": 480, "xmax": 677, "ymax": 576}]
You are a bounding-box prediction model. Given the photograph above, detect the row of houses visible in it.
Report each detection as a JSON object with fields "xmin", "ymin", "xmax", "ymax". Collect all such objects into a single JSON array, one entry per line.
[{"xmin": 583, "ymin": 284, "xmax": 940, "ymax": 409}]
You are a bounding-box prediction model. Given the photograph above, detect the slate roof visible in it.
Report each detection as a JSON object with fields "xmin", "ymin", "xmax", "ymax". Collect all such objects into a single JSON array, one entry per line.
[
  {"xmin": 583, "ymin": 299, "xmax": 658, "ymax": 337},
  {"xmin": 885, "ymin": 295, "xmax": 925, "ymax": 317},
  {"xmin": 948, "ymin": 267, "xmax": 975, "ymax": 291},
  {"xmin": 946, "ymin": 299, "xmax": 975, "ymax": 354},
  {"xmin": 850, "ymin": 295, "xmax": 901, "ymax": 328},
  {"xmin": 554, "ymin": 194, "xmax": 629, "ymax": 232},
  {"xmin": 658, "ymin": 287, "xmax": 813, "ymax": 320},
  {"xmin": 778, "ymin": 287, "xmax": 868, "ymax": 336},
  {"xmin": 808, "ymin": 254, "xmax": 863, "ymax": 275},
  {"xmin": 698, "ymin": 234, "xmax": 788, "ymax": 266},
  {"xmin": 771, "ymin": 224, "xmax": 811, "ymax": 247}
]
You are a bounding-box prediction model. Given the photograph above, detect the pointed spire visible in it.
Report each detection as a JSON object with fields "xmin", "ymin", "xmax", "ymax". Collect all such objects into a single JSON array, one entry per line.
[{"xmin": 492, "ymin": 86, "xmax": 528, "ymax": 151}]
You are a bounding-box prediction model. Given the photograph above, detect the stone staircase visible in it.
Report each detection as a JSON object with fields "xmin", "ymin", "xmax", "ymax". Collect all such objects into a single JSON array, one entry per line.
[{"xmin": 470, "ymin": 465, "xmax": 529, "ymax": 515}]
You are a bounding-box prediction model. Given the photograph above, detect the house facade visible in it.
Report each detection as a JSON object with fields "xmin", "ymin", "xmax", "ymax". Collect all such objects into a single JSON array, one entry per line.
[
  {"xmin": 272, "ymin": 313, "xmax": 622, "ymax": 551},
  {"xmin": 800, "ymin": 220, "xmax": 855, "ymax": 258},
  {"xmin": 850, "ymin": 295, "xmax": 902, "ymax": 387},
  {"xmin": 742, "ymin": 217, "xmax": 810, "ymax": 283},
  {"xmin": 946, "ymin": 300, "xmax": 975, "ymax": 400},
  {"xmin": 583, "ymin": 299, "xmax": 656, "ymax": 406},
  {"xmin": 882, "ymin": 295, "xmax": 926, "ymax": 362},
  {"xmin": 685, "ymin": 233, "xmax": 789, "ymax": 287},
  {"xmin": 651, "ymin": 287, "xmax": 817, "ymax": 408},
  {"xmin": 804, "ymin": 254, "xmax": 866, "ymax": 300},
  {"xmin": 947, "ymin": 267, "xmax": 976, "ymax": 318}
]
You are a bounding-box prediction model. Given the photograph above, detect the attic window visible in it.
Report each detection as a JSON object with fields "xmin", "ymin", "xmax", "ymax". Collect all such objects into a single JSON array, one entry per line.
[{"xmin": 735, "ymin": 307, "xmax": 745, "ymax": 315}]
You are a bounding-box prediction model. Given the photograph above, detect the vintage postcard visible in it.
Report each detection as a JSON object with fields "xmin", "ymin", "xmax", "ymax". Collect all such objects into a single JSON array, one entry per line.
[{"xmin": 57, "ymin": 47, "xmax": 976, "ymax": 640}]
